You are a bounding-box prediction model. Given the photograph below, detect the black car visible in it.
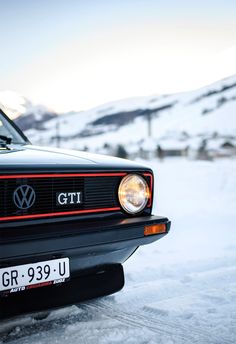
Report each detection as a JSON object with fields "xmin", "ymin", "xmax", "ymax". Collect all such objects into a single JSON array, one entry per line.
[{"xmin": 0, "ymin": 108, "xmax": 171, "ymax": 318}]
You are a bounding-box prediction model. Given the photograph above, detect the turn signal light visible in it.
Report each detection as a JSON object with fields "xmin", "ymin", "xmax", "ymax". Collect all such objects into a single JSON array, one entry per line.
[{"xmin": 144, "ymin": 223, "xmax": 166, "ymax": 236}]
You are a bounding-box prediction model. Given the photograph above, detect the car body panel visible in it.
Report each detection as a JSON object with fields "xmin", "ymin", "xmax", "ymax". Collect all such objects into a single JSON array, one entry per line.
[{"xmin": 0, "ymin": 145, "xmax": 152, "ymax": 171}]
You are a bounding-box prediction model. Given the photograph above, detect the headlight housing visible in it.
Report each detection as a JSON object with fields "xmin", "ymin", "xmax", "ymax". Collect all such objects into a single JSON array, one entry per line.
[{"xmin": 118, "ymin": 174, "xmax": 150, "ymax": 214}]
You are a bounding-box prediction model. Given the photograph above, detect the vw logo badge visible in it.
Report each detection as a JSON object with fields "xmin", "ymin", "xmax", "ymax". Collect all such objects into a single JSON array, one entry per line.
[{"xmin": 13, "ymin": 185, "xmax": 36, "ymax": 210}]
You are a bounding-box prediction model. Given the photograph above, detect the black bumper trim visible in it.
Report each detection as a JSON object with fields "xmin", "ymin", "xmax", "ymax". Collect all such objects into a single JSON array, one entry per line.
[
  {"xmin": 0, "ymin": 264, "xmax": 125, "ymax": 319},
  {"xmin": 0, "ymin": 216, "xmax": 170, "ymax": 261}
]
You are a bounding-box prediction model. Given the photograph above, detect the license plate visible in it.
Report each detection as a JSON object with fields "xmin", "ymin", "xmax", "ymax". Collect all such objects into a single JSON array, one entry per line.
[{"xmin": 0, "ymin": 258, "xmax": 70, "ymax": 294}]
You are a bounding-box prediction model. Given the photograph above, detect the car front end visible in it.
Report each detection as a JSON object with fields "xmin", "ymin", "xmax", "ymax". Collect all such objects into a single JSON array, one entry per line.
[{"xmin": 0, "ymin": 109, "xmax": 171, "ymax": 318}]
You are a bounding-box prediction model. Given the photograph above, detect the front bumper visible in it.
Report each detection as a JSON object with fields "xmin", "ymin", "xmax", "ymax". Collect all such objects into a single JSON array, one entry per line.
[
  {"xmin": 0, "ymin": 215, "xmax": 171, "ymax": 271},
  {"xmin": 0, "ymin": 215, "xmax": 170, "ymax": 318}
]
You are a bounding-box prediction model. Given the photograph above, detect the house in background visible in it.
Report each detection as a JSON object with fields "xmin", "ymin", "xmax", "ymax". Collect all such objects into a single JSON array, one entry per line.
[
  {"xmin": 206, "ymin": 138, "xmax": 236, "ymax": 158},
  {"xmin": 218, "ymin": 140, "xmax": 236, "ymax": 157},
  {"xmin": 157, "ymin": 140, "xmax": 189, "ymax": 159}
]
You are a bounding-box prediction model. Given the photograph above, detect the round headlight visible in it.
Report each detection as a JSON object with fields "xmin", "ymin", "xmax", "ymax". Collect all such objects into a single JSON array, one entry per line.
[{"xmin": 118, "ymin": 174, "xmax": 150, "ymax": 214}]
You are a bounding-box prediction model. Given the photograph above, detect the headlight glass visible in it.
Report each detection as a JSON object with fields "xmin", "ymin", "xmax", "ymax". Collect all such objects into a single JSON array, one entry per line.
[{"xmin": 118, "ymin": 174, "xmax": 150, "ymax": 214}]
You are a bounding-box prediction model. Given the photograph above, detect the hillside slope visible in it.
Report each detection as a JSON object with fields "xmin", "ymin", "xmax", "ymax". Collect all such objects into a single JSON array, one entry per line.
[
  {"xmin": 1, "ymin": 75, "xmax": 236, "ymax": 155},
  {"xmin": 0, "ymin": 90, "xmax": 57, "ymax": 131}
]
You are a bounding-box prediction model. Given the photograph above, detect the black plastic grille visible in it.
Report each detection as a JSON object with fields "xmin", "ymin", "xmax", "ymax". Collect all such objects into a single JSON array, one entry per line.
[{"xmin": 0, "ymin": 175, "xmax": 122, "ymax": 219}]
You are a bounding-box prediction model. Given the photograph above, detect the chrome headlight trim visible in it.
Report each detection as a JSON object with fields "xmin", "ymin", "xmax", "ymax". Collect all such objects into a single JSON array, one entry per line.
[{"xmin": 118, "ymin": 174, "xmax": 150, "ymax": 214}]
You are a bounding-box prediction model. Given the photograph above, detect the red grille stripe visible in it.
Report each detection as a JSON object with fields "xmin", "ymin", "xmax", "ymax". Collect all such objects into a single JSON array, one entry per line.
[
  {"xmin": 0, "ymin": 207, "xmax": 121, "ymax": 222},
  {"xmin": 0, "ymin": 172, "xmax": 127, "ymax": 179}
]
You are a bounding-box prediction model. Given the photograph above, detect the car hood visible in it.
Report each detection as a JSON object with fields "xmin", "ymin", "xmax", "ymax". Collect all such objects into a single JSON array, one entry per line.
[{"xmin": 0, "ymin": 144, "xmax": 150, "ymax": 172}]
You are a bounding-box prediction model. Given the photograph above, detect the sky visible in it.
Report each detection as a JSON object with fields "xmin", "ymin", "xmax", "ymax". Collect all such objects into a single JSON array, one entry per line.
[{"xmin": 0, "ymin": 0, "xmax": 236, "ymax": 112}]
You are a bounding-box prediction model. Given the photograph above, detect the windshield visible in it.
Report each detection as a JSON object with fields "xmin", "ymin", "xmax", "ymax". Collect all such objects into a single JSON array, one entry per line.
[{"xmin": 0, "ymin": 111, "xmax": 26, "ymax": 144}]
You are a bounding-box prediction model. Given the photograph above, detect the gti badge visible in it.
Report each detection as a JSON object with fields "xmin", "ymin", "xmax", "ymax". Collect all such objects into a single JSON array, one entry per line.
[
  {"xmin": 57, "ymin": 192, "xmax": 82, "ymax": 205},
  {"xmin": 13, "ymin": 185, "xmax": 36, "ymax": 210}
]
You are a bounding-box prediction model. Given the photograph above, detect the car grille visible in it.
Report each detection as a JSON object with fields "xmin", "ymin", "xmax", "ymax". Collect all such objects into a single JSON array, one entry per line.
[{"xmin": 0, "ymin": 173, "xmax": 126, "ymax": 221}]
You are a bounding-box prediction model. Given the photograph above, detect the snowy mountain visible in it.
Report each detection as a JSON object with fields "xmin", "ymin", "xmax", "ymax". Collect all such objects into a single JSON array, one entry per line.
[
  {"xmin": 1, "ymin": 75, "xmax": 236, "ymax": 157},
  {"xmin": 0, "ymin": 91, "xmax": 57, "ymax": 131},
  {"xmin": 0, "ymin": 91, "xmax": 32, "ymax": 118}
]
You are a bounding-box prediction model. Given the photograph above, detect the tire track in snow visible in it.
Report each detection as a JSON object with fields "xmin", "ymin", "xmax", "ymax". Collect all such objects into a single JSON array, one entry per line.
[
  {"xmin": 1, "ymin": 258, "xmax": 235, "ymax": 343},
  {"xmin": 81, "ymin": 299, "xmax": 225, "ymax": 344}
]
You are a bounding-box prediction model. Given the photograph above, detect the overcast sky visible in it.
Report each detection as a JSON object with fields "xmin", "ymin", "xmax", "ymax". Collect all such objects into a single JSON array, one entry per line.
[{"xmin": 1, "ymin": 0, "xmax": 236, "ymax": 112}]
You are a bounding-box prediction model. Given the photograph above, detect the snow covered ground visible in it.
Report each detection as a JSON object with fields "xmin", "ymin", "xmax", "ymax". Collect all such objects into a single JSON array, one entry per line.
[{"xmin": 1, "ymin": 157, "xmax": 236, "ymax": 344}]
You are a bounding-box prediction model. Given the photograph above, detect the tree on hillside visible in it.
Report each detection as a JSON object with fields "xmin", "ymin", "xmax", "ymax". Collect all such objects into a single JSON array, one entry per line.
[{"xmin": 116, "ymin": 144, "xmax": 128, "ymax": 159}]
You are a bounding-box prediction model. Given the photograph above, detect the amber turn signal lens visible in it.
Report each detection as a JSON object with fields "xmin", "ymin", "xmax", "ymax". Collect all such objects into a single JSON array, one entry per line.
[{"xmin": 144, "ymin": 223, "xmax": 166, "ymax": 236}]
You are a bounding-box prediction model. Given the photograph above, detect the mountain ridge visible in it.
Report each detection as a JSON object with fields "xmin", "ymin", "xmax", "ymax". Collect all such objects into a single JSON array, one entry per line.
[{"xmin": 1, "ymin": 75, "xmax": 236, "ymax": 156}]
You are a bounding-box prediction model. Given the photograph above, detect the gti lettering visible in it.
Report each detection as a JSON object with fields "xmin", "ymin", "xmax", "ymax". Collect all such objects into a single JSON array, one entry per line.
[
  {"xmin": 2, "ymin": 270, "xmax": 18, "ymax": 287},
  {"xmin": 57, "ymin": 192, "xmax": 82, "ymax": 205}
]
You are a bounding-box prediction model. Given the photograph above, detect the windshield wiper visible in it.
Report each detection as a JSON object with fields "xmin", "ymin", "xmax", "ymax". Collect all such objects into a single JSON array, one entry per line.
[{"xmin": 0, "ymin": 135, "xmax": 12, "ymax": 145}]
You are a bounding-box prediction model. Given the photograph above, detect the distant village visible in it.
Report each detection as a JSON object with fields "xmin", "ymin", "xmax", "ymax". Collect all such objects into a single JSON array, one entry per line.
[
  {"xmin": 42, "ymin": 106, "xmax": 236, "ymax": 161},
  {"xmin": 91, "ymin": 133, "xmax": 236, "ymax": 161},
  {"xmin": 33, "ymin": 124, "xmax": 236, "ymax": 161}
]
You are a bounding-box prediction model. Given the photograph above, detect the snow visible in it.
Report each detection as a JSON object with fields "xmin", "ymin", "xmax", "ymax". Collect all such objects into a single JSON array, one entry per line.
[
  {"xmin": 157, "ymin": 139, "xmax": 188, "ymax": 150},
  {"xmin": 0, "ymin": 91, "xmax": 55, "ymax": 124},
  {"xmin": 22, "ymin": 74, "xmax": 236, "ymax": 156},
  {"xmin": 1, "ymin": 157, "xmax": 236, "ymax": 343},
  {"xmin": 0, "ymin": 91, "xmax": 30, "ymax": 118}
]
